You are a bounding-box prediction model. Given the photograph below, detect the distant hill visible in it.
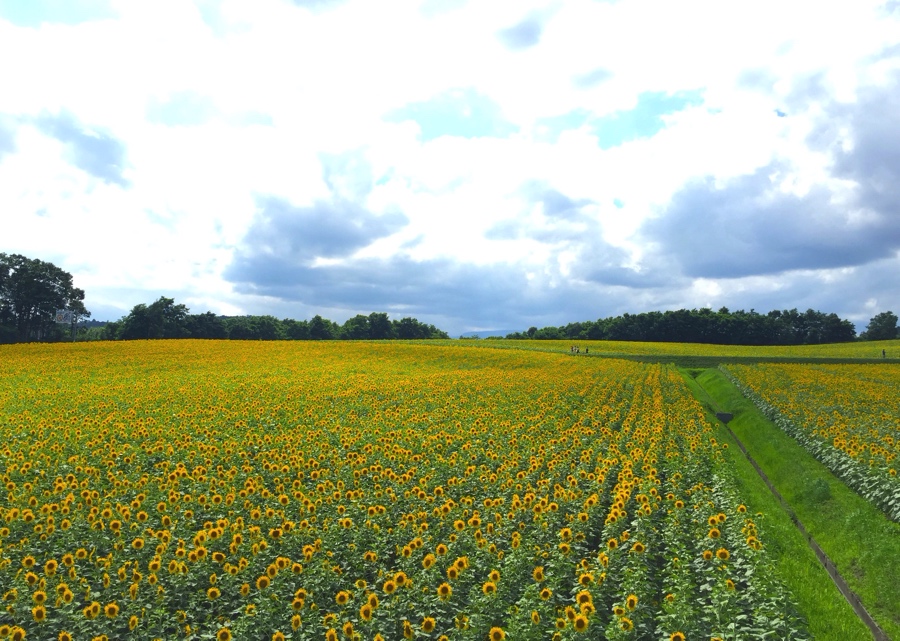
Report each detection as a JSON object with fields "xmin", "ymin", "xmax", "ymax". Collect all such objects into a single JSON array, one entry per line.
[{"xmin": 458, "ymin": 330, "xmax": 519, "ymax": 339}]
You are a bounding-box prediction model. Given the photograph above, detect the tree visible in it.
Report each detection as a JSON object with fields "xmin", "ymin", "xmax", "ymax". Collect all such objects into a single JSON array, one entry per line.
[
  {"xmin": 861, "ymin": 311, "xmax": 899, "ymax": 341},
  {"xmin": 309, "ymin": 315, "xmax": 337, "ymax": 340},
  {"xmin": 342, "ymin": 315, "xmax": 371, "ymax": 339},
  {"xmin": 368, "ymin": 312, "xmax": 395, "ymax": 339},
  {"xmin": 119, "ymin": 297, "xmax": 189, "ymax": 339},
  {"xmin": 0, "ymin": 253, "xmax": 89, "ymax": 342},
  {"xmin": 185, "ymin": 312, "xmax": 228, "ymax": 339}
]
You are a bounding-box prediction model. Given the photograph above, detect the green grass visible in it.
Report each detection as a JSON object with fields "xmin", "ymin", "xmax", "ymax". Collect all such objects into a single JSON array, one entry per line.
[
  {"xmin": 677, "ymin": 367, "xmax": 870, "ymax": 640},
  {"xmin": 687, "ymin": 367, "xmax": 900, "ymax": 640}
]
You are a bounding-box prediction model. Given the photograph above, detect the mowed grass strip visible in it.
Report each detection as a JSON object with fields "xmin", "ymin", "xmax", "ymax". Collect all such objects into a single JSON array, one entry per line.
[
  {"xmin": 677, "ymin": 368, "xmax": 870, "ymax": 641},
  {"xmin": 689, "ymin": 367, "xmax": 900, "ymax": 640}
]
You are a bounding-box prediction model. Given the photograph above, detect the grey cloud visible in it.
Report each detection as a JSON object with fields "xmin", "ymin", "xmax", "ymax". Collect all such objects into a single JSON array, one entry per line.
[
  {"xmin": 784, "ymin": 72, "xmax": 830, "ymax": 113},
  {"xmin": 830, "ymin": 74, "xmax": 900, "ymax": 213},
  {"xmin": 224, "ymin": 246, "xmax": 657, "ymax": 333},
  {"xmin": 497, "ymin": 14, "xmax": 544, "ymax": 50},
  {"xmin": 642, "ymin": 70, "xmax": 900, "ymax": 280},
  {"xmin": 239, "ymin": 196, "xmax": 407, "ymax": 263},
  {"xmin": 573, "ymin": 68, "xmax": 613, "ymax": 89},
  {"xmin": 522, "ymin": 182, "xmax": 594, "ymax": 219},
  {"xmin": 642, "ymin": 169, "xmax": 900, "ymax": 279},
  {"xmin": 34, "ymin": 112, "xmax": 129, "ymax": 186}
]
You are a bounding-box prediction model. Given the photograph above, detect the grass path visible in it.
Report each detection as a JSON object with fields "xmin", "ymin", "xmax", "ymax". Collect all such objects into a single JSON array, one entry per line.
[
  {"xmin": 680, "ymin": 367, "xmax": 900, "ymax": 640},
  {"xmin": 681, "ymin": 370, "xmax": 872, "ymax": 641}
]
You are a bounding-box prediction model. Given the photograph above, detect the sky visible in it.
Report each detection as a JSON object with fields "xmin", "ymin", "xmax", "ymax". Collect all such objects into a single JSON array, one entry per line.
[{"xmin": 1, "ymin": 0, "xmax": 899, "ymax": 337}]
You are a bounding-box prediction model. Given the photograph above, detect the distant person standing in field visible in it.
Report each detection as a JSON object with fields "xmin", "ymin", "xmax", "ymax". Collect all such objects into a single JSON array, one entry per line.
[{"xmin": 884, "ymin": 349, "xmax": 887, "ymax": 358}]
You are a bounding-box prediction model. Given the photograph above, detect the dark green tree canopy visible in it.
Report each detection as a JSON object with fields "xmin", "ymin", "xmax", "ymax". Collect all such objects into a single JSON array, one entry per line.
[
  {"xmin": 506, "ymin": 307, "xmax": 857, "ymax": 345},
  {"xmin": 119, "ymin": 297, "xmax": 189, "ymax": 340},
  {"xmin": 103, "ymin": 299, "xmax": 448, "ymax": 341},
  {"xmin": 0, "ymin": 253, "xmax": 89, "ymax": 342},
  {"xmin": 861, "ymin": 311, "xmax": 898, "ymax": 341}
]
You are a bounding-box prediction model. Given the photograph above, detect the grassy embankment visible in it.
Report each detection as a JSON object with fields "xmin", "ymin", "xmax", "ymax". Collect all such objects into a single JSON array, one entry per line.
[{"xmin": 681, "ymin": 367, "xmax": 900, "ymax": 640}]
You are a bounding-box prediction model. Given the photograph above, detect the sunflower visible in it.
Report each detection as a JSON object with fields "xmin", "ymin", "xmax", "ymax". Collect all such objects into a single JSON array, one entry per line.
[
  {"xmin": 291, "ymin": 615, "xmax": 302, "ymax": 630},
  {"xmin": 422, "ymin": 553, "xmax": 436, "ymax": 569},
  {"xmin": 573, "ymin": 614, "xmax": 589, "ymax": 632},
  {"xmin": 708, "ymin": 527, "xmax": 721, "ymax": 539},
  {"xmin": 207, "ymin": 587, "xmax": 221, "ymax": 600},
  {"xmin": 32, "ymin": 605, "xmax": 47, "ymax": 622},
  {"xmin": 670, "ymin": 633, "xmax": 686, "ymax": 641},
  {"xmin": 422, "ymin": 617, "xmax": 436, "ymax": 633},
  {"xmin": 489, "ymin": 627, "xmax": 506, "ymax": 641},
  {"xmin": 343, "ymin": 622, "xmax": 354, "ymax": 637},
  {"xmin": 620, "ymin": 617, "xmax": 634, "ymax": 631},
  {"xmin": 575, "ymin": 590, "xmax": 592, "ymax": 605},
  {"xmin": 531, "ymin": 610, "xmax": 540, "ymax": 624},
  {"xmin": 607, "ymin": 538, "xmax": 618, "ymax": 550},
  {"xmin": 540, "ymin": 587, "xmax": 553, "ymax": 600},
  {"xmin": 532, "ymin": 566, "xmax": 545, "ymax": 582},
  {"xmin": 626, "ymin": 594, "xmax": 638, "ymax": 610},
  {"xmin": 335, "ymin": 590, "xmax": 350, "ymax": 605},
  {"xmin": 272, "ymin": 633, "xmax": 285, "ymax": 641},
  {"xmin": 702, "ymin": 550, "xmax": 714, "ymax": 561},
  {"xmin": 716, "ymin": 548, "xmax": 730, "ymax": 560},
  {"xmin": 437, "ymin": 582, "xmax": 452, "ymax": 600},
  {"xmin": 360, "ymin": 604, "xmax": 373, "ymax": 621},
  {"xmin": 482, "ymin": 581, "xmax": 497, "ymax": 595},
  {"xmin": 383, "ymin": 580, "xmax": 397, "ymax": 594}
]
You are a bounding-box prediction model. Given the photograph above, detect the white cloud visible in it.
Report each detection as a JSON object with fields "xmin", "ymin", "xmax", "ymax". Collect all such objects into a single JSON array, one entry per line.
[{"xmin": 1, "ymin": 0, "xmax": 899, "ymax": 332}]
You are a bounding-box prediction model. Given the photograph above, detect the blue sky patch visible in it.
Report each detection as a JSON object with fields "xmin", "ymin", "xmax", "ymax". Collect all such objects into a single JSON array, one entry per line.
[
  {"xmin": 147, "ymin": 92, "xmax": 218, "ymax": 127},
  {"xmin": 385, "ymin": 89, "xmax": 518, "ymax": 141},
  {"xmin": 590, "ymin": 90, "xmax": 704, "ymax": 148},
  {"xmin": 0, "ymin": 0, "xmax": 115, "ymax": 27},
  {"xmin": 534, "ymin": 109, "xmax": 592, "ymax": 142}
]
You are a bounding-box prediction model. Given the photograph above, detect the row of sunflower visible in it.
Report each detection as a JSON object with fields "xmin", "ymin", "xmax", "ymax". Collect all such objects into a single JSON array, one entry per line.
[
  {"xmin": 0, "ymin": 341, "xmax": 807, "ymax": 639},
  {"xmin": 722, "ymin": 364, "xmax": 900, "ymax": 521}
]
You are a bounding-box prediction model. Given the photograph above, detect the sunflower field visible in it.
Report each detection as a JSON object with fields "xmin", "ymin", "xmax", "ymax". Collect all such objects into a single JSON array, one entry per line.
[
  {"xmin": 0, "ymin": 341, "xmax": 807, "ymax": 640},
  {"xmin": 722, "ymin": 363, "xmax": 900, "ymax": 521}
]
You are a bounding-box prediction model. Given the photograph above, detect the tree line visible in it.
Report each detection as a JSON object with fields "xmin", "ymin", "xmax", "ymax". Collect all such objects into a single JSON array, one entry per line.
[
  {"xmin": 98, "ymin": 297, "xmax": 450, "ymax": 341},
  {"xmin": 3, "ymin": 253, "xmax": 898, "ymax": 345},
  {"xmin": 504, "ymin": 307, "xmax": 898, "ymax": 345}
]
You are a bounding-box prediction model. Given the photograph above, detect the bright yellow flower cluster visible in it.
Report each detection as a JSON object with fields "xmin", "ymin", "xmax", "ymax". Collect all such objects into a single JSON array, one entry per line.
[
  {"xmin": 725, "ymin": 363, "xmax": 900, "ymax": 521},
  {"xmin": 0, "ymin": 340, "xmax": 806, "ymax": 638}
]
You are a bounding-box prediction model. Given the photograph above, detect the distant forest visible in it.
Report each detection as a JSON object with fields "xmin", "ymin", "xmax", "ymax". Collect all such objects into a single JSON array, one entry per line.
[
  {"xmin": 3, "ymin": 253, "xmax": 898, "ymax": 345},
  {"xmin": 96, "ymin": 297, "xmax": 449, "ymax": 342},
  {"xmin": 504, "ymin": 308, "xmax": 867, "ymax": 345}
]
